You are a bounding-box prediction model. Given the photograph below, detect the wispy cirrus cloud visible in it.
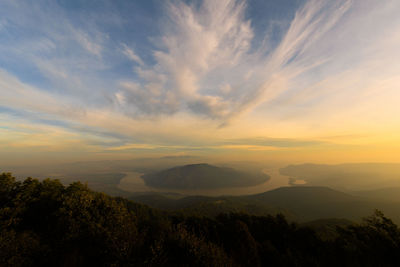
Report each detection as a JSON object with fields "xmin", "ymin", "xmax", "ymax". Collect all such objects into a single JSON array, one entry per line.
[
  {"xmin": 117, "ymin": 0, "xmax": 352, "ymax": 122},
  {"xmin": 121, "ymin": 44, "xmax": 144, "ymax": 66},
  {"xmin": 1, "ymin": 0, "xmax": 400, "ymax": 163},
  {"xmin": 0, "ymin": 0, "xmax": 109, "ymax": 101}
]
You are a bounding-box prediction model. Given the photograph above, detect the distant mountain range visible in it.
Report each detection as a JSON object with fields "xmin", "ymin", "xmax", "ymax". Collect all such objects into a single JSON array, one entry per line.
[
  {"xmin": 11, "ymin": 161, "xmax": 400, "ymax": 224},
  {"xmin": 280, "ymin": 163, "xmax": 400, "ymax": 190},
  {"xmin": 129, "ymin": 186, "xmax": 400, "ymax": 223},
  {"xmin": 141, "ymin": 163, "xmax": 270, "ymax": 189}
]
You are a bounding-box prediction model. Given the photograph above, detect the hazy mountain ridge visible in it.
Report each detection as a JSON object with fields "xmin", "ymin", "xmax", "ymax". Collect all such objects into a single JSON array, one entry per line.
[
  {"xmin": 141, "ymin": 163, "xmax": 270, "ymax": 189},
  {"xmin": 351, "ymin": 187, "xmax": 400, "ymax": 202},
  {"xmin": 5, "ymin": 161, "xmax": 400, "ymax": 223},
  {"xmin": 130, "ymin": 186, "xmax": 400, "ymax": 223},
  {"xmin": 280, "ymin": 163, "xmax": 400, "ymax": 190}
]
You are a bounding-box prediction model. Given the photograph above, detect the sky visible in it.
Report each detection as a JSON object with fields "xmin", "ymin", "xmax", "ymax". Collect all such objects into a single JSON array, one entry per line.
[{"xmin": 1, "ymin": 0, "xmax": 400, "ymax": 166}]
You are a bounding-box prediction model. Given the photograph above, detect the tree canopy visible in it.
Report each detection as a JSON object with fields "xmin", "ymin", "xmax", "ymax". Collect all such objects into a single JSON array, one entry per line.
[{"xmin": 1, "ymin": 172, "xmax": 400, "ymax": 266}]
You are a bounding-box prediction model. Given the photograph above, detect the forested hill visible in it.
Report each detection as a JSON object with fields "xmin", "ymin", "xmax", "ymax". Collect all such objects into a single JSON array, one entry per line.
[
  {"xmin": 2, "ymin": 172, "xmax": 400, "ymax": 266},
  {"xmin": 141, "ymin": 163, "xmax": 269, "ymax": 189},
  {"xmin": 129, "ymin": 186, "xmax": 400, "ymax": 223}
]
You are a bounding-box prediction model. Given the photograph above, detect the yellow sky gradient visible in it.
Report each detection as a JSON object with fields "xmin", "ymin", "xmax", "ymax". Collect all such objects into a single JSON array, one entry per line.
[{"xmin": 1, "ymin": 0, "xmax": 400, "ymax": 166}]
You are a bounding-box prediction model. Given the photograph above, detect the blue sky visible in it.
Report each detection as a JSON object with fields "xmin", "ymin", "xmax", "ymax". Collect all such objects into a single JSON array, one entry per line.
[
  {"xmin": 0, "ymin": 0, "xmax": 298, "ymax": 90},
  {"xmin": 1, "ymin": 0, "xmax": 400, "ymax": 165},
  {"xmin": 0, "ymin": 0, "xmax": 300, "ymax": 100}
]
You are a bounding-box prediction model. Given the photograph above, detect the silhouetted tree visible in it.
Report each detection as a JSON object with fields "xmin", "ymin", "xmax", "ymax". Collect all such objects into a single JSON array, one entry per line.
[{"xmin": 2, "ymin": 173, "xmax": 400, "ymax": 266}]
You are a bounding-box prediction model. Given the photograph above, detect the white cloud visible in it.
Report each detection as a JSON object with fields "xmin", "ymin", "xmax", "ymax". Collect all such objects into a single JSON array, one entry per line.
[
  {"xmin": 0, "ymin": 69, "xmax": 84, "ymax": 118},
  {"xmin": 73, "ymin": 29, "xmax": 103, "ymax": 57},
  {"xmin": 0, "ymin": 0, "xmax": 109, "ymax": 101},
  {"xmin": 122, "ymin": 44, "xmax": 144, "ymax": 66},
  {"xmin": 117, "ymin": 0, "xmax": 254, "ymax": 118},
  {"xmin": 1, "ymin": 0, "xmax": 400, "ymax": 153},
  {"xmin": 117, "ymin": 0, "xmax": 354, "ymax": 122}
]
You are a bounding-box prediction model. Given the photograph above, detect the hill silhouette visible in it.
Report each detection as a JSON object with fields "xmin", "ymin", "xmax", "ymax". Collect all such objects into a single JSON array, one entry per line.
[
  {"xmin": 0, "ymin": 173, "xmax": 400, "ymax": 267},
  {"xmin": 130, "ymin": 186, "xmax": 400, "ymax": 223},
  {"xmin": 3, "ymin": 172, "xmax": 400, "ymax": 266},
  {"xmin": 141, "ymin": 163, "xmax": 270, "ymax": 189}
]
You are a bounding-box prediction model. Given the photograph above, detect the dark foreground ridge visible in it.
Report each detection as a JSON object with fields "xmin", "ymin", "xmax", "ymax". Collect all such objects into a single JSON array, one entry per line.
[{"xmin": 2, "ymin": 172, "xmax": 400, "ymax": 266}]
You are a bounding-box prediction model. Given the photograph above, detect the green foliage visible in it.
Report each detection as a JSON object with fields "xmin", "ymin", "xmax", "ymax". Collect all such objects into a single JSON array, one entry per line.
[
  {"xmin": 2, "ymin": 172, "xmax": 400, "ymax": 266},
  {"xmin": 334, "ymin": 210, "xmax": 400, "ymax": 266}
]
